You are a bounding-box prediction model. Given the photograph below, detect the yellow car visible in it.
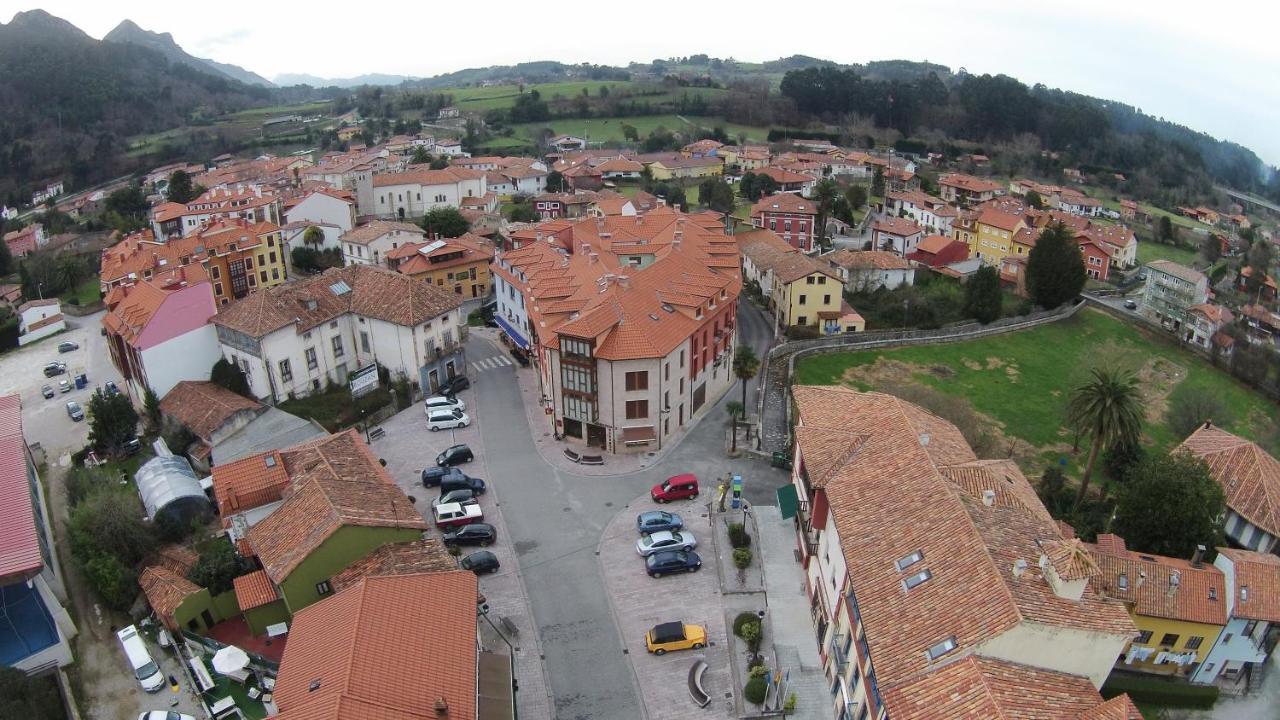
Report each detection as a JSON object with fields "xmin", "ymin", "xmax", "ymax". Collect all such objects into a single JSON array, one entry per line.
[{"xmin": 645, "ymin": 621, "xmax": 707, "ymax": 655}]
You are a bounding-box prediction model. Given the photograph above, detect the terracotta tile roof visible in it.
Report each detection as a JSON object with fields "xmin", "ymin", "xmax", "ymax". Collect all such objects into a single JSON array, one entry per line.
[
  {"xmin": 977, "ymin": 208, "xmax": 1026, "ymax": 233},
  {"xmin": 1178, "ymin": 424, "xmax": 1280, "ymax": 537},
  {"xmin": 916, "ymin": 234, "xmax": 957, "ymax": 254},
  {"xmin": 160, "ymin": 381, "xmax": 263, "ymax": 442},
  {"xmin": 1187, "ymin": 303, "xmax": 1233, "ymax": 325},
  {"xmin": 883, "ymin": 656, "xmax": 1143, "ymax": 720},
  {"xmin": 750, "ymin": 192, "xmax": 816, "ymax": 216},
  {"xmin": 139, "ymin": 565, "xmax": 201, "ymax": 630},
  {"xmin": 233, "ymin": 569, "xmax": 280, "ymax": 610},
  {"xmin": 1147, "ymin": 260, "xmax": 1206, "ymax": 285},
  {"xmin": 273, "ymin": 572, "xmax": 478, "ymax": 720},
  {"xmin": 370, "ymin": 166, "xmax": 484, "ymax": 187},
  {"xmin": 1217, "ymin": 547, "xmax": 1280, "ymax": 623},
  {"xmin": 595, "ymin": 157, "xmax": 644, "ymax": 173},
  {"xmin": 793, "ymin": 386, "xmax": 1134, "ymax": 691},
  {"xmin": 339, "ymin": 220, "xmax": 424, "ymax": 246},
  {"xmin": 102, "ymin": 280, "xmax": 176, "ymax": 347},
  {"xmin": 872, "ymin": 216, "xmax": 924, "ymax": 236},
  {"xmin": 826, "ymin": 249, "xmax": 912, "ymax": 271},
  {"xmin": 330, "ymin": 538, "xmax": 457, "ymax": 592},
  {"xmin": 1087, "ymin": 533, "xmax": 1227, "ymax": 625},
  {"xmin": 0, "ymin": 394, "xmax": 42, "ymax": 582},
  {"xmin": 246, "ymin": 430, "xmax": 428, "ymax": 583},
  {"xmin": 152, "ymin": 544, "xmax": 199, "ymax": 577},
  {"xmin": 755, "ymin": 166, "xmax": 812, "ymax": 184},
  {"xmin": 940, "ymin": 173, "xmax": 1003, "ymax": 194},
  {"xmin": 212, "ymin": 264, "xmax": 464, "ymax": 338},
  {"xmin": 393, "ymin": 232, "xmax": 494, "ymax": 276},
  {"xmin": 211, "ymin": 449, "xmax": 290, "ymax": 516}
]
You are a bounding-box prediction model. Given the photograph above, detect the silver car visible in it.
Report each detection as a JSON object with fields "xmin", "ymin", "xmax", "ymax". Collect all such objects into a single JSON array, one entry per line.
[
  {"xmin": 636, "ymin": 530, "xmax": 697, "ymax": 557},
  {"xmin": 66, "ymin": 401, "xmax": 84, "ymax": 421}
]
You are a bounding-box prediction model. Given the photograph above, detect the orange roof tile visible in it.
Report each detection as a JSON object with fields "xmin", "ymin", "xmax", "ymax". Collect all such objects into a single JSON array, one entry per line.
[
  {"xmin": 1217, "ymin": 547, "xmax": 1280, "ymax": 623},
  {"xmin": 160, "ymin": 381, "xmax": 262, "ymax": 442},
  {"xmin": 233, "ymin": 569, "xmax": 280, "ymax": 610},
  {"xmin": 139, "ymin": 565, "xmax": 201, "ymax": 630},
  {"xmin": 1087, "ymin": 533, "xmax": 1227, "ymax": 625},
  {"xmin": 330, "ymin": 538, "xmax": 456, "ymax": 592},
  {"xmin": 1179, "ymin": 424, "xmax": 1280, "ymax": 537},
  {"xmin": 273, "ymin": 572, "xmax": 478, "ymax": 720},
  {"xmin": 211, "ymin": 449, "xmax": 290, "ymax": 516}
]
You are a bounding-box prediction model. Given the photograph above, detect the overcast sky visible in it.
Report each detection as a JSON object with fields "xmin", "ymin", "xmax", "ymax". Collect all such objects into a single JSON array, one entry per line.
[{"xmin": 7, "ymin": 0, "xmax": 1279, "ymax": 167}]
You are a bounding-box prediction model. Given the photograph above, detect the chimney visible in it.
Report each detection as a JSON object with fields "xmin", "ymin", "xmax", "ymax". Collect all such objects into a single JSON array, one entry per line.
[
  {"xmin": 1192, "ymin": 544, "xmax": 1206, "ymax": 568},
  {"xmin": 918, "ymin": 432, "xmax": 930, "ymax": 447},
  {"xmin": 981, "ymin": 489, "xmax": 995, "ymax": 507},
  {"xmin": 434, "ymin": 697, "xmax": 449, "ymax": 716},
  {"xmin": 589, "ymin": 252, "xmax": 599, "ymax": 265},
  {"xmin": 1169, "ymin": 570, "xmax": 1181, "ymax": 592},
  {"xmin": 1012, "ymin": 558, "xmax": 1028, "ymax": 579},
  {"xmin": 618, "ymin": 275, "xmax": 630, "ymax": 289}
]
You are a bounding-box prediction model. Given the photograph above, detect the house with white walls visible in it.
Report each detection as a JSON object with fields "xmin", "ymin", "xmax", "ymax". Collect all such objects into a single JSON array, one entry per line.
[{"xmin": 17, "ymin": 299, "xmax": 66, "ymax": 346}]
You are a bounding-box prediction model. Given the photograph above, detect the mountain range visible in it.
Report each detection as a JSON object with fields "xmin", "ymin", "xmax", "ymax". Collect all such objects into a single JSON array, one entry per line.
[
  {"xmin": 274, "ymin": 72, "xmax": 414, "ymax": 88},
  {"xmin": 103, "ymin": 19, "xmax": 274, "ymax": 87}
]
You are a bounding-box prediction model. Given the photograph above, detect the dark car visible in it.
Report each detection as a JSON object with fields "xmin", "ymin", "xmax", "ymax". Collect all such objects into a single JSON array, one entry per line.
[
  {"xmin": 436, "ymin": 444, "xmax": 474, "ymax": 467},
  {"xmin": 43, "ymin": 362, "xmax": 67, "ymax": 377},
  {"xmin": 122, "ymin": 437, "xmax": 142, "ymax": 456},
  {"xmin": 434, "ymin": 487, "xmax": 477, "ymax": 508},
  {"xmin": 422, "ymin": 466, "xmax": 464, "ymax": 487},
  {"xmin": 460, "ymin": 550, "xmax": 500, "ymax": 574},
  {"xmin": 636, "ymin": 510, "xmax": 683, "ymax": 535},
  {"xmin": 41, "ymin": 385, "xmax": 55, "ymax": 399},
  {"xmin": 57, "ymin": 341, "xmax": 79, "ymax": 353},
  {"xmin": 646, "ymin": 550, "xmax": 702, "ymax": 578},
  {"xmin": 438, "ymin": 375, "xmax": 471, "ymax": 397},
  {"xmin": 104, "ymin": 380, "xmax": 121, "ymax": 396},
  {"xmin": 443, "ymin": 522, "xmax": 496, "ymax": 547},
  {"xmin": 440, "ymin": 473, "xmax": 486, "ymax": 496},
  {"xmin": 1123, "ymin": 299, "xmax": 1138, "ymax": 310}
]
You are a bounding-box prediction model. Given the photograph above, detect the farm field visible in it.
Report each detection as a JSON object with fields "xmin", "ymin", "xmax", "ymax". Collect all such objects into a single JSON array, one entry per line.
[
  {"xmin": 794, "ymin": 309, "xmax": 1279, "ymax": 473},
  {"xmin": 1135, "ymin": 241, "xmax": 1201, "ymax": 268}
]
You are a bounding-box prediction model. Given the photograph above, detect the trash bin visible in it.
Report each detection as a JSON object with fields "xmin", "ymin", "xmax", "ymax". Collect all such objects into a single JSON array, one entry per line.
[
  {"xmin": 770, "ymin": 451, "xmax": 792, "ymax": 469},
  {"xmin": 74, "ymin": 373, "xmax": 88, "ymax": 390}
]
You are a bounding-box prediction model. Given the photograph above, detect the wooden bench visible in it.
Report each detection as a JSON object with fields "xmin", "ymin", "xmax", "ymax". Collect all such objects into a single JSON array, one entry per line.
[
  {"xmin": 688, "ymin": 659, "xmax": 710, "ymax": 708},
  {"xmin": 367, "ymin": 426, "xmax": 386, "ymax": 441},
  {"xmin": 580, "ymin": 454, "xmax": 604, "ymax": 465}
]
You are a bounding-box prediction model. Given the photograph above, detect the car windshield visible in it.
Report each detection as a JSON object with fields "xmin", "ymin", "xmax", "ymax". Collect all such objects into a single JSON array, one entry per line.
[{"xmin": 134, "ymin": 660, "xmax": 159, "ymax": 681}]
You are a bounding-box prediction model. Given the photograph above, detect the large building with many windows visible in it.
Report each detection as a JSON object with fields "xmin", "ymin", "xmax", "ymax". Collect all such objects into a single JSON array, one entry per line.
[
  {"xmin": 491, "ymin": 209, "xmax": 740, "ymax": 453},
  {"xmin": 785, "ymin": 386, "xmax": 1141, "ymax": 719}
]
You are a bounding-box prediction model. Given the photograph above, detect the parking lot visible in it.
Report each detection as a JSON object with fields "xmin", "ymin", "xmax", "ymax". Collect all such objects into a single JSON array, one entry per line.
[
  {"xmin": 0, "ymin": 309, "xmax": 125, "ymax": 461},
  {"xmin": 600, "ymin": 492, "xmax": 735, "ymax": 720},
  {"xmin": 369, "ymin": 381, "xmax": 552, "ymax": 720}
]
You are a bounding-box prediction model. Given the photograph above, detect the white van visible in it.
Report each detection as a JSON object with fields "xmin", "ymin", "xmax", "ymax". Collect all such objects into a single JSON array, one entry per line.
[
  {"xmin": 424, "ymin": 395, "xmax": 465, "ymax": 414},
  {"xmin": 428, "ymin": 408, "xmax": 470, "ymax": 431},
  {"xmin": 117, "ymin": 625, "xmax": 165, "ymax": 692}
]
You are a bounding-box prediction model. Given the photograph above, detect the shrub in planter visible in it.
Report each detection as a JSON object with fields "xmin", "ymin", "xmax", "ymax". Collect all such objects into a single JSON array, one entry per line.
[
  {"xmin": 740, "ymin": 620, "xmax": 762, "ymax": 656},
  {"xmin": 733, "ymin": 547, "xmax": 753, "ymax": 569},
  {"xmin": 744, "ymin": 675, "xmax": 768, "ymax": 705},
  {"xmin": 733, "ymin": 611, "xmax": 761, "ymax": 638},
  {"xmin": 727, "ymin": 522, "xmax": 751, "ymax": 549}
]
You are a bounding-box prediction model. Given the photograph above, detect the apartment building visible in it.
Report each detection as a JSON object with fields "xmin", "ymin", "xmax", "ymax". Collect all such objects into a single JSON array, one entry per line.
[
  {"xmin": 150, "ymin": 186, "xmax": 283, "ymax": 241},
  {"xmin": 371, "ymin": 167, "xmax": 487, "ymax": 220},
  {"xmin": 786, "ymin": 386, "xmax": 1139, "ymax": 719},
  {"xmin": 1192, "ymin": 548, "xmax": 1280, "ymax": 686},
  {"xmin": 212, "ymin": 264, "xmax": 466, "ymax": 403},
  {"xmin": 1143, "ymin": 260, "xmax": 1210, "ymax": 332},
  {"xmin": 750, "ymin": 193, "xmax": 819, "ymax": 252},
  {"xmin": 340, "ymin": 220, "xmax": 426, "ymax": 267},
  {"xmin": 103, "ymin": 273, "xmax": 221, "ymax": 399},
  {"xmin": 386, "ymin": 232, "xmax": 495, "ymax": 298},
  {"xmin": 491, "ymin": 209, "xmax": 741, "ymax": 453},
  {"xmin": 939, "ymin": 172, "xmax": 1003, "ymax": 206},
  {"xmin": 738, "ymin": 230, "xmax": 863, "ymax": 334}
]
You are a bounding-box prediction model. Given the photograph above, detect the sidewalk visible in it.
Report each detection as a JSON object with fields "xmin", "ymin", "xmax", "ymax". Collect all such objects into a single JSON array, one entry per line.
[{"xmin": 755, "ymin": 505, "xmax": 827, "ymax": 720}]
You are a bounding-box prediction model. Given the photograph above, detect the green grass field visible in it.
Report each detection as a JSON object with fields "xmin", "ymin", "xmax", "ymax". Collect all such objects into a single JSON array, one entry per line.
[
  {"xmin": 1136, "ymin": 242, "xmax": 1200, "ymax": 268},
  {"xmin": 795, "ymin": 309, "xmax": 1278, "ymax": 461},
  {"xmin": 509, "ymin": 114, "xmax": 774, "ymax": 145},
  {"xmin": 61, "ymin": 276, "xmax": 101, "ymax": 306}
]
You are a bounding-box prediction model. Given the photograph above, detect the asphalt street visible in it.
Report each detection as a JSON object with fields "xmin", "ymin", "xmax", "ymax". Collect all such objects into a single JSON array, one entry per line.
[{"xmin": 470, "ymin": 297, "xmax": 784, "ymax": 719}]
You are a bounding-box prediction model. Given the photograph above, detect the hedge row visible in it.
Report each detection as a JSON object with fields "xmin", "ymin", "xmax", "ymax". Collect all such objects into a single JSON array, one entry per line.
[{"xmin": 1100, "ymin": 674, "xmax": 1219, "ymax": 709}]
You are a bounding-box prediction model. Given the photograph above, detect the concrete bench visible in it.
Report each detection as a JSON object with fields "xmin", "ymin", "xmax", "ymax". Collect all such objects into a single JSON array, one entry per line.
[
  {"xmin": 367, "ymin": 426, "xmax": 386, "ymax": 441},
  {"xmin": 580, "ymin": 454, "xmax": 604, "ymax": 465},
  {"xmin": 563, "ymin": 448, "xmax": 581, "ymax": 463},
  {"xmin": 499, "ymin": 615, "xmax": 519, "ymax": 637},
  {"xmin": 688, "ymin": 659, "xmax": 710, "ymax": 708}
]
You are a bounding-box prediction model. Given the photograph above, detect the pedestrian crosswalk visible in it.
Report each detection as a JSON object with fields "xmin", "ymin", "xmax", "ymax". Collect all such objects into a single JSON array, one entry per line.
[{"xmin": 471, "ymin": 355, "xmax": 514, "ymax": 373}]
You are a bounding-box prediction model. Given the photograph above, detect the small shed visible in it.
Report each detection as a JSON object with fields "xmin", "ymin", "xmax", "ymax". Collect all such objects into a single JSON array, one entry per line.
[{"xmin": 135, "ymin": 455, "xmax": 211, "ymax": 526}]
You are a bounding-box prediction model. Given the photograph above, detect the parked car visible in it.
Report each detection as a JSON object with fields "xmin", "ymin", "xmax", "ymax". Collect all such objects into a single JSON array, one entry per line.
[
  {"xmin": 645, "ymin": 550, "xmax": 702, "ymax": 578},
  {"xmin": 651, "ymin": 473, "xmax": 699, "ymax": 503},
  {"xmin": 117, "ymin": 625, "xmax": 165, "ymax": 692},
  {"xmin": 636, "ymin": 530, "xmax": 697, "ymax": 557},
  {"xmin": 41, "ymin": 384, "xmax": 55, "ymax": 399},
  {"xmin": 645, "ymin": 621, "xmax": 706, "ymax": 655},
  {"xmin": 433, "ymin": 488, "xmax": 477, "ymax": 508},
  {"xmin": 439, "ymin": 472, "xmax": 486, "ymax": 496},
  {"xmin": 424, "ymin": 395, "xmax": 466, "ymax": 413},
  {"xmin": 104, "ymin": 380, "xmax": 121, "ymax": 396},
  {"xmin": 433, "ymin": 501, "xmax": 483, "ymax": 528},
  {"xmin": 57, "ymin": 340, "xmax": 79, "ymax": 353},
  {"xmin": 438, "ymin": 375, "xmax": 471, "ymax": 396},
  {"xmin": 422, "ymin": 466, "xmax": 465, "ymax": 487},
  {"xmin": 436, "ymin": 444, "xmax": 474, "ymax": 467},
  {"xmin": 66, "ymin": 401, "xmax": 84, "ymax": 421},
  {"xmin": 59, "ymin": 379, "xmax": 72, "ymax": 393},
  {"xmin": 427, "ymin": 408, "xmax": 470, "ymax": 431},
  {"xmin": 460, "ymin": 550, "xmax": 500, "ymax": 574},
  {"xmin": 122, "ymin": 437, "xmax": 143, "ymax": 455},
  {"xmin": 442, "ymin": 522, "xmax": 496, "ymax": 547},
  {"xmin": 636, "ymin": 510, "xmax": 683, "ymax": 535},
  {"xmin": 1124, "ymin": 299, "xmax": 1138, "ymax": 310},
  {"xmin": 43, "ymin": 362, "xmax": 66, "ymax": 377},
  {"xmin": 139, "ymin": 713, "xmax": 196, "ymax": 720}
]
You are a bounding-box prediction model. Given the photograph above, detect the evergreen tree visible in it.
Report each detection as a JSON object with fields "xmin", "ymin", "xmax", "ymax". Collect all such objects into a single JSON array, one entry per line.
[
  {"xmin": 963, "ymin": 265, "xmax": 1003, "ymax": 323},
  {"xmin": 1026, "ymin": 222, "xmax": 1085, "ymax": 308}
]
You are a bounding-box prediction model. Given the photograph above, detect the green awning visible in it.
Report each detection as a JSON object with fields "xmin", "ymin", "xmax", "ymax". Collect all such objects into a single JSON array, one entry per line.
[{"xmin": 776, "ymin": 484, "xmax": 799, "ymax": 520}]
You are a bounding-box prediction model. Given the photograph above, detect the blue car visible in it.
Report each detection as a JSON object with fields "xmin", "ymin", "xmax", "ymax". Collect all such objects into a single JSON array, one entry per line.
[
  {"xmin": 646, "ymin": 550, "xmax": 702, "ymax": 578},
  {"xmin": 636, "ymin": 510, "xmax": 683, "ymax": 535}
]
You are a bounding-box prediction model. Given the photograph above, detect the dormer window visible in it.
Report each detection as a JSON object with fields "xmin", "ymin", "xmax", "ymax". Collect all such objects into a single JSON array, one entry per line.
[{"xmin": 1118, "ymin": 573, "xmax": 1129, "ymax": 591}]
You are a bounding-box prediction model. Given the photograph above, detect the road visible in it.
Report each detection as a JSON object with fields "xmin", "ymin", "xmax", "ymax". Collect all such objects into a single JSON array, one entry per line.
[{"xmin": 469, "ymin": 297, "xmax": 782, "ymax": 719}]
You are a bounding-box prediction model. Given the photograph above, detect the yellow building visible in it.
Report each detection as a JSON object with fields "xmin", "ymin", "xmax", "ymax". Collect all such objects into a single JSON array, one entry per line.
[
  {"xmin": 197, "ymin": 220, "xmax": 289, "ymax": 306},
  {"xmin": 737, "ymin": 229, "xmax": 863, "ymax": 335},
  {"xmin": 646, "ymin": 156, "xmax": 723, "ymax": 181},
  {"xmin": 386, "ymin": 232, "xmax": 495, "ymax": 299},
  {"xmin": 1088, "ymin": 533, "xmax": 1227, "ymax": 678},
  {"xmin": 970, "ymin": 207, "xmax": 1027, "ymax": 262}
]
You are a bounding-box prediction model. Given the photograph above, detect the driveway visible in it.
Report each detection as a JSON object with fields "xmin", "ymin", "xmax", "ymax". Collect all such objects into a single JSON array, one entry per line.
[{"xmin": 462, "ymin": 315, "xmax": 787, "ymax": 719}]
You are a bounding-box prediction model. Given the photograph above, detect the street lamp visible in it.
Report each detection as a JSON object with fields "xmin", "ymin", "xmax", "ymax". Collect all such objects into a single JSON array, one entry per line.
[{"xmin": 37, "ymin": 282, "xmax": 44, "ymax": 300}]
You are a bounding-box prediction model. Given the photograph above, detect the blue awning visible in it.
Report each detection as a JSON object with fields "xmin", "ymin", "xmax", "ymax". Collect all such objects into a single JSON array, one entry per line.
[{"xmin": 496, "ymin": 315, "xmax": 529, "ymax": 350}]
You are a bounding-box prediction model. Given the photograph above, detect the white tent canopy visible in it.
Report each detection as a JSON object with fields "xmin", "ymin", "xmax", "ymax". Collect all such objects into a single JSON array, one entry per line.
[{"xmin": 211, "ymin": 645, "xmax": 250, "ymax": 675}]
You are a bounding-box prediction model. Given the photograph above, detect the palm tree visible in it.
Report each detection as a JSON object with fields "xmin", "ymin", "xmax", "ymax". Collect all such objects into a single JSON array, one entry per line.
[
  {"xmin": 811, "ymin": 179, "xmax": 840, "ymax": 252},
  {"xmin": 302, "ymin": 225, "xmax": 324, "ymax": 249},
  {"xmin": 55, "ymin": 256, "xmax": 81, "ymax": 294},
  {"xmin": 726, "ymin": 401, "xmax": 745, "ymax": 452},
  {"xmin": 1067, "ymin": 367, "xmax": 1143, "ymax": 506},
  {"xmin": 732, "ymin": 346, "xmax": 761, "ymax": 418}
]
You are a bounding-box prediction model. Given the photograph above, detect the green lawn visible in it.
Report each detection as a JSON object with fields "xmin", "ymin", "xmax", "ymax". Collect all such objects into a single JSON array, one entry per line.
[
  {"xmin": 508, "ymin": 114, "xmax": 774, "ymax": 145},
  {"xmin": 1136, "ymin": 242, "xmax": 1200, "ymax": 268},
  {"xmin": 795, "ymin": 309, "xmax": 1278, "ymax": 462},
  {"xmin": 61, "ymin": 276, "xmax": 101, "ymax": 306}
]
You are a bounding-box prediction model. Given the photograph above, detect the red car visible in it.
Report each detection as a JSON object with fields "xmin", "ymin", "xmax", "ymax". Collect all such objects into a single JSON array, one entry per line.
[{"xmin": 651, "ymin": 474, "xmax": 699, "ymax": 503}]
